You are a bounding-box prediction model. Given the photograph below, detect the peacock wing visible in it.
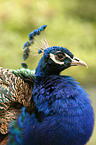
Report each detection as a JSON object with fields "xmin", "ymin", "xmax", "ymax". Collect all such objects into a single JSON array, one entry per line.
[{"xmin": 0, "ymin": 67, "xmax": 35, "ymax": 135}]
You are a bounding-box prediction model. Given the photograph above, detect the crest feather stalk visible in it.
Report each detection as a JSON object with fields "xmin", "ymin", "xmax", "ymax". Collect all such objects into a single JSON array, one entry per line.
[{"xmin": 21, "ymin": 25, "xmax": 49, "ymax": 68}]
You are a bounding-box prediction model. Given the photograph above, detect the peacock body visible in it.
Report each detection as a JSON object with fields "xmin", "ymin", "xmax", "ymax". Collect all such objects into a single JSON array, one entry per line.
[{"xmin": 0, "ymin": 25, "xmax": 94, "ymax": 145}]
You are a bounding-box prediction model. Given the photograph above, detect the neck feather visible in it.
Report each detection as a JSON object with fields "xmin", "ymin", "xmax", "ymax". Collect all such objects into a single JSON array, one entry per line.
[{"xmin": 35, "ymin": 56, "xmax": 60, "ymax": 80}]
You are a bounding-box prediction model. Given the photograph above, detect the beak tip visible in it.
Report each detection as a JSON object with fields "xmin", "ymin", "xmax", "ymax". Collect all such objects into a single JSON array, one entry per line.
[{"xmin": 86, "ymin": 65, "xmax": 88, "ymax": 69}]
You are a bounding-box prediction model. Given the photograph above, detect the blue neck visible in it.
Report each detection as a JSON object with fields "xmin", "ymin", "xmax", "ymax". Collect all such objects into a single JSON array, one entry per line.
[{"xmin": 35, "ymin": 56, "xmax": 60, "ymax": 80}]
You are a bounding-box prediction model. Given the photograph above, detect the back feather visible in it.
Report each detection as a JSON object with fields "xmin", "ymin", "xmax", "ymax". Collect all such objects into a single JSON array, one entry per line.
[{"xmin": 0, "ymin": 67, "xmax": 35, "ymax": 135}]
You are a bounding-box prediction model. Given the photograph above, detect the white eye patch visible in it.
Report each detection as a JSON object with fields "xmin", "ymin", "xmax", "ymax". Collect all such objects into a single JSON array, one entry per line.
[{"xmin": 49, "ymin": 53, "xmax": 64, "ymax": 65}]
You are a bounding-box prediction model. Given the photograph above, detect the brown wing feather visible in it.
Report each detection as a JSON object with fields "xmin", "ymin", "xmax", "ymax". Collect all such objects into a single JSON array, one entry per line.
[
  {"xmin": 0, "ymin": 67, "xmax": 34, "ymax": 134},
  {"xmin": 0, "ymin": 136, "xmax": 8, "ymax": 145}
]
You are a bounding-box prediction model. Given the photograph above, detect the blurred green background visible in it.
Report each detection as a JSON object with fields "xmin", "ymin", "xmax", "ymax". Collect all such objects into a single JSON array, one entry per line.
[{"xmin": 0, "ymin": 0, "xmax": 96, "ymax": 144}]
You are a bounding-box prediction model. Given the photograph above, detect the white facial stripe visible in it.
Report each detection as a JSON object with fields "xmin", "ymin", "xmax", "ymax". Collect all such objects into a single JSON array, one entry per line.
[
  {"xmin": 50, "ymin": 53, "xmax": 64, "ymax": 65},
  {"xmin": 64, "ymin": 53, "xmax": 72, "ymax": 60}
]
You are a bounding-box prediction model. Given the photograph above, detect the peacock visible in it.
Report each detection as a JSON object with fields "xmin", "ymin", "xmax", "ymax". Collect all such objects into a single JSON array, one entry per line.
[{"xmin": 0, "ymin": 25, "xmax": 94, "ymax": 145}]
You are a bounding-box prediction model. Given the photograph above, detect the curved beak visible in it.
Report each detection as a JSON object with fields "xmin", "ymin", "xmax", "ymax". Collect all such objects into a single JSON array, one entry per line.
[{"xmin": 71, "ymin": 57, "xmax": 88, "ymax": 68}]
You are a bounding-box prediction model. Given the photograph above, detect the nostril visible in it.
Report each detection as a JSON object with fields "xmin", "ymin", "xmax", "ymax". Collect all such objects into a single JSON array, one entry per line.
[{"xmin": 74, "ymin": 58, "xmax": 79, "ymax": 62}]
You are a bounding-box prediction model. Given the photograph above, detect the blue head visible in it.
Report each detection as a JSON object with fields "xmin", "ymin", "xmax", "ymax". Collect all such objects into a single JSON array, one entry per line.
[
  {"xmin": 35, "ymin": 46, "xmax": 88, "ymax": 78},
  {"xmin": 21, "ymin": 25, "xmax": 88, "ymax": 77}
]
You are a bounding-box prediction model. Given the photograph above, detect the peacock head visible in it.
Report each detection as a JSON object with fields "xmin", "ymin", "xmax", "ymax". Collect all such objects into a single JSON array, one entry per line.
[
  {"xmin": 43, "ymin": 46, "xmax": 87, "ymax": 71},
  {"xmin": 21, "ymin": 25, "xmax": 88, "ymax": 76}
]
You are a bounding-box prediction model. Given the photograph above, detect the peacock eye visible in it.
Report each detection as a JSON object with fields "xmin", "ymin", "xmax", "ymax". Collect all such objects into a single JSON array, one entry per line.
[{"xmin": 55, "ymin": 53, "xmax": 65, "ymax": 61}]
